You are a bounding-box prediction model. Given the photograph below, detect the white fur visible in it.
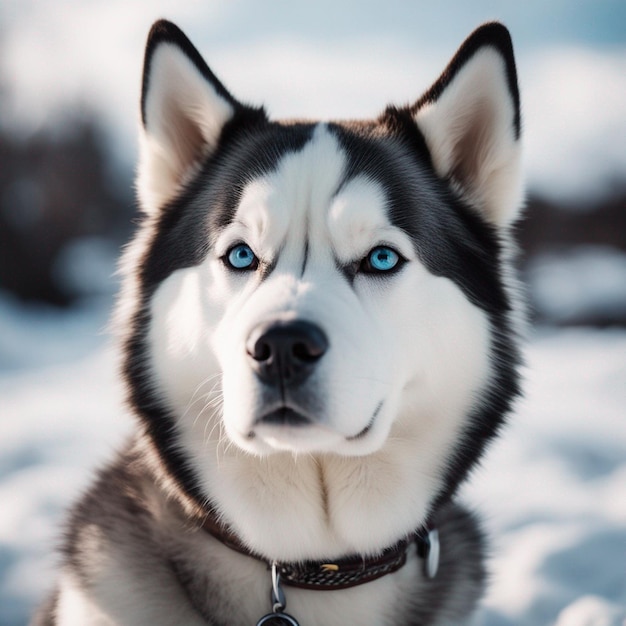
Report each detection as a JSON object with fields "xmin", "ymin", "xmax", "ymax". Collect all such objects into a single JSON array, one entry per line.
[
  {"xmin": 137, "ymin": 43, "xmax": 234, "ymax": 212},
  {"xmin": 415, "ymin": 48, "xmax": 523, "ymax": 226},
  {"xmin": 147, "ymin": 125, "xmax": 492, "ymax": 562},
  {"xmin": 56, "ymin": 574, "xmax": 114, "ymax": 626}
]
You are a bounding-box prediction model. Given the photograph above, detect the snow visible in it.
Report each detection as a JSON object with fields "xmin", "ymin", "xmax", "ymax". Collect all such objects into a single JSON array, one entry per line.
[
  {"xmin": 463, "ymin": 328, "xmax": 626, "ymax": 625},
  {"xmin": 1, "ymin": 297, "xmax": 625, "ymax": 625},
  {"xmin": 0, "ymin": 299, "xmax": 131, "ymax": 624}
]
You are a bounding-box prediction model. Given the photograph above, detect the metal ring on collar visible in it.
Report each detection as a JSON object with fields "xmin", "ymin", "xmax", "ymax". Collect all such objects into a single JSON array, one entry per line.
[{"xmin": 256, "ymin": 612, "xmax": 300, "ymax": 626}]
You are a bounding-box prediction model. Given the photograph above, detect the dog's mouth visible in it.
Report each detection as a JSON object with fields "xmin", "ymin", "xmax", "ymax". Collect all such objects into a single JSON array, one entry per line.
[
  {"xmin": 254, "ymin": 407, "xmax": 313, "ymax": 429},
  {"xmin": 245, "ymin": 403, "xmax": 382, "ymax": 446},
  {"xmin": 246, "ymin": 406, "xmax": 316, "ymax": 441}
]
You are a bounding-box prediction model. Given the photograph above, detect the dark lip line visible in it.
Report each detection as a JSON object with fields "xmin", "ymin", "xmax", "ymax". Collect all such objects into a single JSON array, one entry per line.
[
  {"xmin": 245, "ymin": 401, "xmax": 383, "ymax": 441},
  {"xmin": 254, "ymin": 406, "xmax": 312, "ymax": 426},
  {"xmin": 246, "ymin": 405, "xmax": 313, "ymax": 439},
  {"xmin": 345, "ymin": 401, "xmax": 383, "ymax": 441}
]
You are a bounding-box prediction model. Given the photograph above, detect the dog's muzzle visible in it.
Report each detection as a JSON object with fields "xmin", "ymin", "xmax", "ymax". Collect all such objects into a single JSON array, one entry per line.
[{"xmin": 246, "ymin": 320, "xmax": 328, "ymax": 391}]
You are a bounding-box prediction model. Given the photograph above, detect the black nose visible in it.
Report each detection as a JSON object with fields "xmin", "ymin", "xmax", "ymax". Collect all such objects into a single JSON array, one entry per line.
[{"xmin": 246, "ymin": 320, "xmax": 328, "ymax": 387}]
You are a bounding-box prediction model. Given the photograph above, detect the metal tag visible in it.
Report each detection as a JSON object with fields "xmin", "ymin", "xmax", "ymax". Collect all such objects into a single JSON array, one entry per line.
[{"xmin": 256, "ymin": 612, "xmax": 300, "ymax": 626}]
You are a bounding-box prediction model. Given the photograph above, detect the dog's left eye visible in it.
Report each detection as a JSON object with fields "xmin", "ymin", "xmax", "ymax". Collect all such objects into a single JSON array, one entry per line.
[
  {"xmin": 360, "ymin": 246, "xmax": 402, "ymax": 274},
  {"xmin": 225, "ymin": 243, "xmax": 258, "ymax": 271}
]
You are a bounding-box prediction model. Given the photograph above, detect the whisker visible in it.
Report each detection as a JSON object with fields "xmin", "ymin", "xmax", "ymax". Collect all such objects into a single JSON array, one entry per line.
[{"xmin": 183, "ymin": 374, "xmax": 223, "ymax": 424}]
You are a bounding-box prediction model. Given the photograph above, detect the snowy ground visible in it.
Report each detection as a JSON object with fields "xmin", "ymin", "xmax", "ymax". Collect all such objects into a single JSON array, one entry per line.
[
  {"xmin": 1, "ymin": 298, "xmax": 625, "ymax": 625},
  {"xmin": 464, "ymin": 329, "xmax": 626, "ymax": 626}
]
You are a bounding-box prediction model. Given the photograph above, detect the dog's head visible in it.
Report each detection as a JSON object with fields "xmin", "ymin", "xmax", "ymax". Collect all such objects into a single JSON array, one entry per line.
[{"xmin": 121, "ymin": 20, "xmax": 522, "ymax": 509}]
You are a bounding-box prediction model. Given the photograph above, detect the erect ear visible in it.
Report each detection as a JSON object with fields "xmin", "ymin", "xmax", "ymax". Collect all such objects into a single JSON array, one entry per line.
[
  {"xmin": 137, "ymin": 20, "xmax": 241, "ymax": 212},
  {"xmin": 413, "ymin": 22, "xmax": 523, "ymax": 227}
]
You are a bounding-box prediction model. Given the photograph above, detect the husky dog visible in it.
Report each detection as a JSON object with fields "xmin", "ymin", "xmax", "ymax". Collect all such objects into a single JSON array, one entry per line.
[{"xmin": 33, "ymin": 19, "xmax": 524, "ymax": 626}]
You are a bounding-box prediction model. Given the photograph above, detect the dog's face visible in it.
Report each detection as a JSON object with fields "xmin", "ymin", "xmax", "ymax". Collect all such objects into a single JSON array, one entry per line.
[
  {"xmin": 203, "ymin": 127, "xmax": 411, "ymax": 457},
  {"xmin": 124, "ymin": 21, "xmax": 522, "ymax": 504},
  {"xmin": 148, "ymin": 122, "xmax": 495, "ymax": 459}
]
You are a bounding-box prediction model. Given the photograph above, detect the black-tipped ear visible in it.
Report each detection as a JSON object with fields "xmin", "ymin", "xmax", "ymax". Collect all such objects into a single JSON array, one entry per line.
[
  {"xmin": 137, "ymin": 20, "xmax": 241, "ymax": 212},
  {"xmin": 413, "ymin": 23, "xmax": 523, "ymax": 227}
]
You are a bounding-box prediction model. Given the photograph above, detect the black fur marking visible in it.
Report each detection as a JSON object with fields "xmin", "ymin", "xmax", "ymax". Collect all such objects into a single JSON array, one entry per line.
[
  {"xmin": 412, "ymin": 22, "xmax": 521, "ymax": 139},
  {"xmin": 140, "ymin": 120, "xmax": 315, "ymax": 291},
  {"xmin": 435, "ymin": 315, "xmax": 522, "ymax": 509},
  {"xmin": 381, "ymin": 78, "xmax": 523, "ymax": 508},
  {"xmin": 329, "ymin": 118, "xmax": 522, "ymax": 504},
  {"xmin": 330, "ymin": 120, "xmax": 509, "ymax": 316},
  {"xmin": 123, "ymin": 308, "xmax": 210, "ymax": 508},
  {"xmin": 337, "ymin": 256, "xmax": 358, "ymax": 286},
  {"xmin": 126, "ymin": 122, "xmax": 317, "ymax": 510}
]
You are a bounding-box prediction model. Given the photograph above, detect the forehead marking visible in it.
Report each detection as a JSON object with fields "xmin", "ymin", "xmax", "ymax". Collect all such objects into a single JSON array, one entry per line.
[
  {"xmin": 234, "ymin": 124, "xmax": 349, "ymax": 267},
  {"xmin": 328, "ymin": 175, "xmax": 391, "ymax": 264},
  {"xmin": 229, "ymin": 126, "xmax": 415, "ymax": 283}
]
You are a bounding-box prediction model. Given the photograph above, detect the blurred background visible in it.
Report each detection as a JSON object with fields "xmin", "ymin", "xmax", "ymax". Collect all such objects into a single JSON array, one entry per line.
[
  {"xmin": 0, "ymin": 0, "xmax": 625, "ymax": 326},
  {"xmin": 1, "ymin": 1, "xmax": 625, "ymax": 625}
]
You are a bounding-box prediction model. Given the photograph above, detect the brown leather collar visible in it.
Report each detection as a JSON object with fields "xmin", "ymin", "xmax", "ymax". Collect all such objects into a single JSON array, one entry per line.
[{"xmin": 201, "ymin": 510, "xmax": 437, "ymax": 590}]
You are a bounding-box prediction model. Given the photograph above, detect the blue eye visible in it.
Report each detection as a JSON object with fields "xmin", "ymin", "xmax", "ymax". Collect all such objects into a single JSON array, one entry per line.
[
  {"xmin": 365, "ymin": 246, "xmax": 401, "ymax": 273},
  {"xmin": 226, "ymin": 243, "xmax": 258, "ymax": 270}
]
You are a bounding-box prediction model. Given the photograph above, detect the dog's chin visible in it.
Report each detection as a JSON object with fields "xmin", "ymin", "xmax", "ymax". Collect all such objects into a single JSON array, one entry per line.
[
  {"xmin": 250, "ymin": 423, "xmax": 345, "ymax": 454},
  {"xmin": 224, "ymin": 408, "xmax": 388, "ymax": 457}
]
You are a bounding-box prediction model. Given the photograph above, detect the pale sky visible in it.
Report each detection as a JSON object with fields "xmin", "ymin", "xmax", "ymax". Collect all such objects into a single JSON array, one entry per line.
[{"xmin": 1, "ymin": 0, "xmax": 625, "ymax": 202}]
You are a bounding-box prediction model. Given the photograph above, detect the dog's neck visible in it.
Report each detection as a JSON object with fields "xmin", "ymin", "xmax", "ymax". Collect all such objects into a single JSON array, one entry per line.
[
  {"xmin": 200, "ymin": 505, "xmax": 439, "ymax": 590},
  {"xmin": 139, "ymin": 433, "xmax": 443, "ymax": 588},
  {"xmin": 179, "ymin": 434, "xmax": 447, "ymax": 562}
]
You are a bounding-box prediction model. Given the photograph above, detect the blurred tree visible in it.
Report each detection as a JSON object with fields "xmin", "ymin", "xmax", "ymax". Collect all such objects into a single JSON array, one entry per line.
[
  {"xmin": 0, "ymin": 113, "xmax": 133, "ymax": 306},
  {"xmin": 520, "ymin": 195, "xmax": 626, "ymax": 260}
]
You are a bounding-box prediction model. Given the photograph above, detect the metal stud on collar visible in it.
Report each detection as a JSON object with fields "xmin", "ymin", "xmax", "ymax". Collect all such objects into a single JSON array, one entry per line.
[
  {"xmin": 255, "ymin": 562, "xmax": 300, "ymax": 626},
  {"xmin": 424, "ymin": 529, "xmax": 440, "ymax": 579}
]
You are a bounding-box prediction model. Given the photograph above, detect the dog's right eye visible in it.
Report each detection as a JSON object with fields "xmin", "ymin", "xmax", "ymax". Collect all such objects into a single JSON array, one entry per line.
[{"xmin": 224, "ymin": 243, "xmax": 258, "ymax": 271}]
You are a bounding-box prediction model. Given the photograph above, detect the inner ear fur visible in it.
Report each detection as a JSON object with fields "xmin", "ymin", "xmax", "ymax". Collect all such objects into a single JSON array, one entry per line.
[
  {"xmin": 137, "ymin": 20, "xmax": 239, "ymax": 212},
  {"xmin": 412, "ymin": 22, "xmax": 523, "ymax": 227}
]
